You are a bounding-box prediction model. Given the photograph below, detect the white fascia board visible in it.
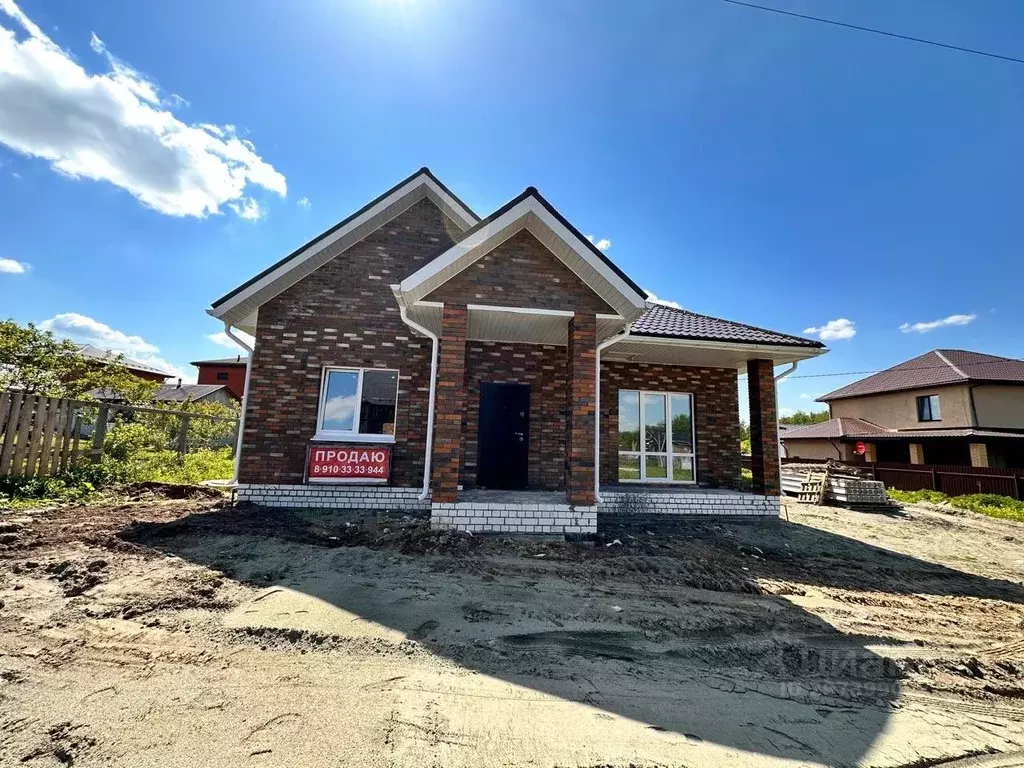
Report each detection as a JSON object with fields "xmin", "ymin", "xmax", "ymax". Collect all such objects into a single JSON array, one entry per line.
[
  {"xmin": 399, "ymin": 196, "xmax": 647, "ymax": 312},
  {"xmin": 211, "ymin": 172, "xmax": 476, "ymax": 321},
  {"xmin": 526, "ymin": 203, "xmax": 647, "ymax": 311},
  {"xmin": 614, "ymin": 335, "xmax": 829, "ymax": 361}
]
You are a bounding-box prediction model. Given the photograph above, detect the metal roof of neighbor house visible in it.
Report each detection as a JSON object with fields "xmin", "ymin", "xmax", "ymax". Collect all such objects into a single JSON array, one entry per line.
[
  {"xmin": 629, "ymin": 304, "xmax": 825, "ymax": 348},
  {"xmin": 781, "ymin": 417, "xmax": 889, "ymax": 440},
  {"xmin": 190, "ymin": 356, "xmax": 249, "ymax": 366},
  {"xmin": 782, "ymin": 417, "xmax": 1024, "ymax": 441},
  {"xmin": 818, "ymin": 349, "xmax": 1024, "ymax": 402},
  {"xmin": 153, "ymin": 384, "xmax": 229, "ymax": 402},
  {"xmin": 75, "ymin": 344, "xmax": 173, "ymax": 378}
]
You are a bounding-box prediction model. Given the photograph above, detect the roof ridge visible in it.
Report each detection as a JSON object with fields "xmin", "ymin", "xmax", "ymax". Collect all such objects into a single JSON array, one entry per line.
[{"xmin": 933, "ymin": 349, "xmax": 968, "ymax": 380}]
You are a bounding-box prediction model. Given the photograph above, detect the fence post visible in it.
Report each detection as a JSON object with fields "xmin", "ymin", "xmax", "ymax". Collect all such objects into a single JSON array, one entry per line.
[
  {"xmin": 931, "ymin": 468, "xmax": 938, "ymax": 492},
  {"xmin": 91, "ymin": 405, "xmax": 110, "ymax": 464},
  {"xmin": 176, "ymin": 415, "xmax": 190, "ymax": 459}
]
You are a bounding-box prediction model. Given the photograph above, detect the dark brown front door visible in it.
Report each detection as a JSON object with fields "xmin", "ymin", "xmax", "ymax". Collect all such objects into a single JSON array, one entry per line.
[{"xmin": 477, "ymin": 383, "xmax": 530, "ymax": 489}]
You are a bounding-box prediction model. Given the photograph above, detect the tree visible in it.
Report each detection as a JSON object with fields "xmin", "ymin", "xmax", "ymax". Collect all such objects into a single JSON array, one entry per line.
[
  {"xmin": 0, "ymin": 319, "xmax": 159, "ymax": 403},
  {"xmin": 779, "ymin": 409, "xmax": 830, "ymax": 426}
]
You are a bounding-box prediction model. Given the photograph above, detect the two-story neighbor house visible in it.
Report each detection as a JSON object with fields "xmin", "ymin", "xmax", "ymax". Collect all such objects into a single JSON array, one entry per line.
[
  {"xmin": 191, "ymin": 356, "xmax": 248, "ymax": 400},
  {"xmin": 207, "ymin": 168, "xmax": 826, "ymax": 534},
  {"xmin": 783, "ymin": 349, "xmax": 1024, "ymax": 468}
]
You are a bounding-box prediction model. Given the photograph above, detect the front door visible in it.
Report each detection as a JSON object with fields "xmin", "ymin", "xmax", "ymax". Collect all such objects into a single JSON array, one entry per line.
[{"xmin": 477, "ymin": 382, "xmax": 530, "ymax": 489}]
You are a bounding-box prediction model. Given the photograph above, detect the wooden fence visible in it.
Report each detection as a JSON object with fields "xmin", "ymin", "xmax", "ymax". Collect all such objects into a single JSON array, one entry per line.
[
  {"xmin": 1, "ymin": 392, "xmax": 238, "ymax": 479},
  {"xmin": 782, "ymin": 457, "xmax": 1024, "ymax": 499},
  {"xmin": 0, "ymin": 393, "xmax": 82, "ymax": 478}
]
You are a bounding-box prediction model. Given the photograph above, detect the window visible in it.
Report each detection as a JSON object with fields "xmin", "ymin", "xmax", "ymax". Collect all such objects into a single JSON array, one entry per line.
[
  {"xmin": 216, "ymin": 371, "xmax": 229, "ymax": 381},
  {"xmin": 316, "ymin": 368, "xmax": 398, "ymax": 441},
  {"xmin": 916, "ymin": 394, "xmax": 941, "ymax": 422},
  {"xmin": 618, "ymin": 390, "xmax": 695, "ymax": 483}
]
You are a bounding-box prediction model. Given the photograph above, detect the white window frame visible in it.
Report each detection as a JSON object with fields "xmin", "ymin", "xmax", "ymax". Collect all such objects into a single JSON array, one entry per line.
[
  {"xmin": 314, "ymin": 367, "xmax": 398, "ymax": 443},
  {"xmin": 618, "ymin": 389, "xmax": 697, "ymax": 484}
]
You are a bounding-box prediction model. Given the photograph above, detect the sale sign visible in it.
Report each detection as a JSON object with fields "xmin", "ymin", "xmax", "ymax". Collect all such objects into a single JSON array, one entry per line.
[{"xmin": 308, "ymin": 446, "xmax": 390, "ymax": 482}]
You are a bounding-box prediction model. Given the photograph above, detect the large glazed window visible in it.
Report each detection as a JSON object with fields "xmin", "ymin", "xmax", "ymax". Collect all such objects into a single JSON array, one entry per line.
[
  {"xmin": 618, "ymin": 390, "xmax": 695, "ymax": 483},
  {"xmin": 317, "ymin": 368, "xmax": 398, "ymax": 441}
]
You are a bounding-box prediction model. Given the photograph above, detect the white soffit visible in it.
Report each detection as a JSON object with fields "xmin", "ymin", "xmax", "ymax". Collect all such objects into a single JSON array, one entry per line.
[
  {"xmin": 210, "ymin": 172, "xmax": 477, "ymax": 328},
  {"xmin": 398, "ymin": 196, "xmax": 648, "ymax": 320},
  {"xmin": 603, "ymin": 338, "xmax": 827, "ymax": 369}
]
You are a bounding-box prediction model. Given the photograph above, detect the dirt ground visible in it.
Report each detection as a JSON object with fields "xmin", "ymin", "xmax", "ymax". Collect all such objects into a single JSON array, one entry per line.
[{"xmin": 2, "ymin": 493, "xmax": 1024, "ymax": 768}]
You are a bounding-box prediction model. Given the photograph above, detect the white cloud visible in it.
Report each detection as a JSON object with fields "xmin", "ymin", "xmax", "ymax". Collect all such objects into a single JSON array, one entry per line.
[
  {"xmin": 208, "ymin": 330, "xmax": 254, "ymax": 350},
  {"xmin": 803, "ymin": 318, "xmax": 856, "ymax": 341},
  {"xmin": 228, "ymin": 197, "xmax": 264, "ymax": 221},
  {"xmin": 644, "ymin": 290, "xmax": 681, "ymax": 309},
  {"xmin": 899, "ymin": 313, "xmax": 976, "ymax": 334},
  {"xmin": 297, "ymin": 196, "xmax": 311, "ymax": 209},
  {"xmin": 0, "ymin": 1, "xmax": 286, "ymax": 218},
  {"xmin": 39, "ymin": 312, "xmax": 187, "ymax": 380},
  {"xmin": 778, "ymin": 407, "xmax": 795, "ymax": 417},
  {"xmin": 799, "ymin": 393, "xmax": 813, "ymax": 400},
  {"xmin": 0, "ymin": 257, "xmax": 28, "ymax": 273},
  {"xmin": 585, "ymin": 234, "xmax": 612, "ymax": 251}
]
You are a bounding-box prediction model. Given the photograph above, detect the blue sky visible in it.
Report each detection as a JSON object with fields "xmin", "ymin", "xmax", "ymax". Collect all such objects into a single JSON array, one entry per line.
[{"xmin": 1, "ymin": 0, "xmax": 1021, "ymax": 420}]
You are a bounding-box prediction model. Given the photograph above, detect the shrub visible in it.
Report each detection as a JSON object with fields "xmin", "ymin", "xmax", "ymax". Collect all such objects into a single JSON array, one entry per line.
[
  {"xmin": 887, "ymin": 489, "xmax": 949, "ymax": 505},
  {"xmin": 948, "ymin": 494, "xmax": 1024, "ymax": 522}
]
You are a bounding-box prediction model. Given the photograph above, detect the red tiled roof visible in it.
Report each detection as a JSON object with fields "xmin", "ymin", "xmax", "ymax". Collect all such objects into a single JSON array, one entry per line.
[
  {"xmin": 818, "ymin": 349, "xmax": 1024, "ymax": 402},
  {"xmin": 631, "ymin": 304, "xmax": 824, "ymax": 348}
]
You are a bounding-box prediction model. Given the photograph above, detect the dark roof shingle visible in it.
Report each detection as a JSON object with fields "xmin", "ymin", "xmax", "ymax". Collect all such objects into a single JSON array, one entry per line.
[
  {"xmin": 630, "ymin": 304, "xmax": 824, "ymax": 348},
  {"xmin": 781, "ymin": 417, "xmax": 889, "ymax": 440},
  {"xmin": 191, "ymin": 356, "xmax": 249, "ymax": 366},
  {"xmin": 818, "ymin": 349, "xmax": 1024, "ymax": 402}
]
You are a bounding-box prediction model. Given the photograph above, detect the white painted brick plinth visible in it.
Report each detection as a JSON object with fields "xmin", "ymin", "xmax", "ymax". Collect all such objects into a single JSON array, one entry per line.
[
  {"xmin": 598, "ymin": 491, "xmax": 780, "ymax": 517},
  {"xmin": 431, "ymin": 502, "xmax": 597, "ymax": 535},
  {"xmin": 237, "ymin": 484, "xmax": 430, "ymax": 512}
]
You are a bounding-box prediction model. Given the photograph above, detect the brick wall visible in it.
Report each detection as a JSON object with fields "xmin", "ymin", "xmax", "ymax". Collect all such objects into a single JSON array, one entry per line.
[
  {"xmin": 566, "ymin": 315, "xmax": 597, "ymax": 504},
  {"xmin": 461, "ymin": 342, "xmax": 567, "ymax": 490},
  {"xmin": 424, "ymin": 230, "xmax": 614, "ymax": 313},
  {"xmin": 239, "ymin": 199, "xmax": 462, "ymax": 486},
  {"xmin": 599, "ymin": 361, "xmax": 741, "ymax": 490},
  {"xmin": 747, "ymin": 358, "xmax": 780, "ymax": 495},
  {"xmin": 430, "ymin": 305, "xmax": 468, "ymax": 503}
]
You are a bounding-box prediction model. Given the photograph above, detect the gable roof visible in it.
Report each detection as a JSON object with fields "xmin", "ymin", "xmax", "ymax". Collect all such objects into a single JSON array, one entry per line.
[
  {"xmin": 818, "ymin": 349, "xmax": 1024, "ymax": 402},
  {"xmin": 76, "ymin": 344, "xmax": 173, "ymax": 379},
  {"xmin": 396, "ymin": 187, "xmax": 649, "ymax": 320},
  {"xmin": 208, "ymin": 168, "xmax": 479, "ymax": 331},
  {"xmin": 191, "ymin": 356, "xmax": 249, "ymax": 367},
  {"xmin": 631, "ymin": 304, "xmax": 823, "ymax": 348}
]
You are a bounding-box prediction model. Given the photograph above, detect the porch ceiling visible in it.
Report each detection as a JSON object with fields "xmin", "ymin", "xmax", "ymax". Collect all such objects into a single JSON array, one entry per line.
[{"xmin": 407, "ymin": 302, "xmax": 626, "ymax": 345}]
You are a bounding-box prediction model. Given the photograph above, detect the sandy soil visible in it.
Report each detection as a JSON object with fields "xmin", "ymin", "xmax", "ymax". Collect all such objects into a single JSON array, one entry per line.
[{"xmin": 2, "ymin": 494, "xmax": 1024, "ymax": 767}]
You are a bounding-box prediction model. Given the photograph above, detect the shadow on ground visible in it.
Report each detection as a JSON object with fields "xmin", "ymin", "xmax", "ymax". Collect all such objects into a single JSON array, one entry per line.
[{"xmin": 114, "ymin": 504, "xmax": 1023, "ymax": 765}]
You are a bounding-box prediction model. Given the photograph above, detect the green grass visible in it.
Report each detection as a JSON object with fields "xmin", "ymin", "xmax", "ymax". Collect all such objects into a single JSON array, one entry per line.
[
  {"xmin": 0, "ymin": 448, "xmax": 233, "ymax": 510},
  {"xmin": 888, "ymin": 488, "xmax": 1024, "ymax": 522}
]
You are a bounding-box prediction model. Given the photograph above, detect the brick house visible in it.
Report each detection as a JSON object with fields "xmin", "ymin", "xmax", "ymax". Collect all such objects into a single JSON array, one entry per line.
[
  {"xmin": 208, "ymin": 169, "xmax": 826, "ymax": 533},
  {"xmin": 191, "ymin": 356, "xmax": 248, "ymax": 400}
]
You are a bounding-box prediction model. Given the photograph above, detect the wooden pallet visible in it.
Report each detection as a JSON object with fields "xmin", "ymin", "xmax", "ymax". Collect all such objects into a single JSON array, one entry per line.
[{"xmin": 797, "ymin": 471, "xmax": 828, "ymax": 504}]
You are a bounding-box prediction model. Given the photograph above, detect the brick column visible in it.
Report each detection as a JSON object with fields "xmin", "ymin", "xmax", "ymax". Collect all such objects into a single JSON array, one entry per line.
[
  {"xmin": 969, "ymin": 442, "xmax": 989, "ymax": 468},
  {"xmin": 566, "ymin": 314, "xmax": 597, "ymax": 505},
  {"xmin": 747, "ymin": 359, "xmax": 780, "ymax": 496},
  {"xmin": 431, "ymin": 305, "xmax": 468, "ymax": 503}
]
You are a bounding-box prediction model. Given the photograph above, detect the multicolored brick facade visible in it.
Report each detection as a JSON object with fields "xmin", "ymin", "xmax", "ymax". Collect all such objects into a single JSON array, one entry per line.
[
  {"xmin": 236, "ymin": 195, "xmax": 782, "ymax": 513},
  {"xmin": 599, "ymin": 361, "xmax": 742, "ymax": 490},
  {"xmin": 747, "ymin": 358, "xmax": 781, "ymax": 496}
]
